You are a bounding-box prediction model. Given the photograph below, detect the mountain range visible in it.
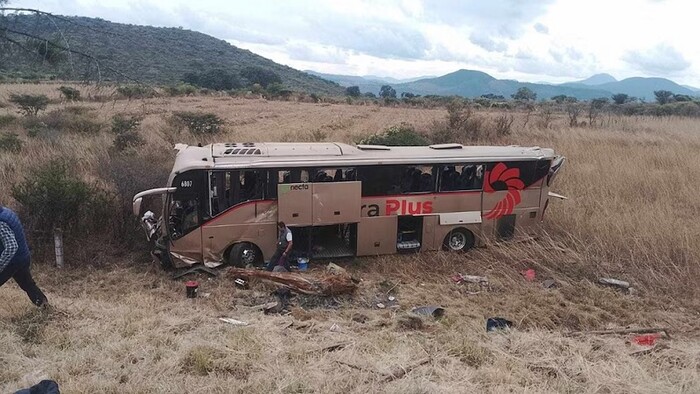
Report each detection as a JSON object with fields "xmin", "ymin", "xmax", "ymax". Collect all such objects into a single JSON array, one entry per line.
[{"xmin": 313, "ymin": 70, "xmax": 699, "ymax": 101}]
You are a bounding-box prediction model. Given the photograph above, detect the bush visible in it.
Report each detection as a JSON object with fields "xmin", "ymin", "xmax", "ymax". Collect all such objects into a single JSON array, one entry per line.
[
  {"xmin": 430, "ymin": 101, "xmax": 486, "ymax": 142},
  {"xmin": 492, "ymin": 113, "xmax": 514, "ymax": 137},
  {"xmin": 9, "ymin": 94, "xmax": 49, "ymax": 116},
  {"xmin": 240, "ymin": 66, "xmax": 282, "ymax": 88},
  {"xmin": 0, "ymin": 114, "xmax": 17, "ymax": 127},
  {"xmin": 11, "ymin": 160, "xmax": 113, "ymax": 237},
  {"xmin": 97, "ymin": 154, "xmax": 170, "ymax": 248},
  {"xmin": 183, "ymin": 69, "xmax": 241, "ymax": 91},
  {"xmin": 164, "ymin": 83, "xmax": 198, "ymax": 96},
  {"xmin": 0, "ymin": 132, "xmax": 22, "ymax": 152},
  {"xmin": 111, "ymin": 114, "xmax": 141, "ymax": 134},
  {"xmin": 116, "ymin": 85, "xmax": 156, "ymax": 99},
  {"xmin": 58, "ymin": 86, "xmax": 81, "ymax": 101},
  {"xmin": 113, "ymin": 130, "xmax": 145, "ymax": 152},
  {"xmin": 41, "ymin": 108, "xmax": 103, "ymax": 134},
  {"xmin": 171, "ymin": 111, "xmax": 224, "ymax": 134},
  {"xmin": 359, "ymin": 123, "xmax": 430, "ymax": 146}
]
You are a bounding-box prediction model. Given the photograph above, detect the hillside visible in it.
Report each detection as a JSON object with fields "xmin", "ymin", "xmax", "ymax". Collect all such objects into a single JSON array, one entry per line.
[
  {"xmin": 561, "ymin": 76, "xmax": 695, "ymax": 100},
  {"xmin": 393, "ymin": 70, "xmax": 612, "ymax": 100},
  {"xmin": 0, "ymin": 14, "xmax": 343, "ymax": 95},
  {"xmin": 574, "ymin": 73, "xmax": 617, "ymax": 85}
]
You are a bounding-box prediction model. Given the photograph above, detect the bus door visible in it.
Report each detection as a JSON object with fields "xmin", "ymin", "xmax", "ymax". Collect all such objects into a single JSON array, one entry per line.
[{"xmin": 167, "ymin": 170, "xmax": 206, "ymax": 266}]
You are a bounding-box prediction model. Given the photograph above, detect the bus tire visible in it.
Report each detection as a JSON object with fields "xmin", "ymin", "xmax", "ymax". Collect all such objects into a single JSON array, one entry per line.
[
  {"xmin": 228, "ymin": 242, "xmax": 261, "ymax": 268},
  {"xmin": 442, "ymin": 228, "xmax": 475, "ymax": 252}
]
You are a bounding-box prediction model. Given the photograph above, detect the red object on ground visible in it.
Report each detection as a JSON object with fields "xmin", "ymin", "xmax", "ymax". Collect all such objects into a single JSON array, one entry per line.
[
  {"xmin": 632, "ymin": 333, "xmax": 660, "ymax": 346},
  {"xmin": 521, "ymin": 269, "xmax": 536, "ymax": 282},
  {"xmin": 185, "ymin": 280, "xmax": 198, "ymax": 288}
]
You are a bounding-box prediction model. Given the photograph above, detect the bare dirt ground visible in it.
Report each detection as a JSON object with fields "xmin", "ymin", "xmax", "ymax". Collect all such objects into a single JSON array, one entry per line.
[{"xmin": 1, "ymin": 90, "xmax": 699, "ymax": 392}]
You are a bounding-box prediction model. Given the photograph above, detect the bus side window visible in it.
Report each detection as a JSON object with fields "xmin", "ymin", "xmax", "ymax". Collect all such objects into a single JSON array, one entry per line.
[
  {"xmin": 401, "ymin": 165, "xmax": 435, "ymax": 193},
  {"xmin": 279, "ymin": 169, "xmax": 309, "ymax": 184},
  {"xmin": 439, "ymin": 164, "xmax": 484, "ymax": 191}
]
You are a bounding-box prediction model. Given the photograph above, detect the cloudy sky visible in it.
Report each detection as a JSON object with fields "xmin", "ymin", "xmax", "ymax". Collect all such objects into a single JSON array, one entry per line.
[{"xmin": 9, "ymin": 0, "xmax": 700, "ymax": 85}]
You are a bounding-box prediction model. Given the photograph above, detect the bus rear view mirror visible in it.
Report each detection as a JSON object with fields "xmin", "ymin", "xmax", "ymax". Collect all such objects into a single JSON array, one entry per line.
[{"xmin": 133, "ymin": 197, "xmax": 143, "ymax": 217}]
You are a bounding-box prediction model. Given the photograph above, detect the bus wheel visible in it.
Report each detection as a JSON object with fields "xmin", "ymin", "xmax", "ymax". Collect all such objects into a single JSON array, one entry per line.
[
  {"xmin": 228, "ymin": 243, "xmax": 260, "ymax": 267},
  {"xmin": 443, "ymin": 228, "xmax": 475, "ymax": 252}
]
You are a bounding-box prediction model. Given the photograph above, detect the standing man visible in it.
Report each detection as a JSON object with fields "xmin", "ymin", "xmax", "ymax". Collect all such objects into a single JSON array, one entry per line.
[
  {"xmin": 266, "ymin": 221, "xmax": 293, "ymax": 272},
  {"xmin": 0, "ymin": 206, "xmax": 48, "ymax": 307}
]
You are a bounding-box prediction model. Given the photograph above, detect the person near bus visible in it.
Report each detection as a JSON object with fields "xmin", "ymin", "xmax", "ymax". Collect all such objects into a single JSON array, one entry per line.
[
  {"xmin": 266, "ymin": 221, "xmax": 293, "ymax": 272},
  {"xmin": 0, "ymin": 206, "xmax": 48, "ymax": 308}
]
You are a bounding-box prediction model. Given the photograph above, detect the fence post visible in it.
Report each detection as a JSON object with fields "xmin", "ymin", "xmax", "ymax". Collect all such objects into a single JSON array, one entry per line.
[{"xmin": 54, "ymin": 228, "xmax": 64, "ymax": 268}]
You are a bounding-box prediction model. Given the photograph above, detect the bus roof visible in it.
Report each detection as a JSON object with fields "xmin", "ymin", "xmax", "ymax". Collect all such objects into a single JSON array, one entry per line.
[{"xmin": 171, "ymin": 142, "xmax": 556, "ymax": 174}]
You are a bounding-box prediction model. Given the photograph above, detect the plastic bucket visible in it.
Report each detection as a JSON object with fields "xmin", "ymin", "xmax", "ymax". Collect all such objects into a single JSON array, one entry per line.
[
  {"xmin": 298, "ymin": 258, "xmax": 309, "ymax": 271},
  {"xmin": 185, "ymin": 281, "xmax": 199, "ymax": 298}
]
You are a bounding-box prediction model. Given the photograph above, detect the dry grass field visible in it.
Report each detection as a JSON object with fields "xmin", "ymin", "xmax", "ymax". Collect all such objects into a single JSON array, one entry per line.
[{"xmin": 1, "ymin": 85, "xmax": 700, "ymax": 393}]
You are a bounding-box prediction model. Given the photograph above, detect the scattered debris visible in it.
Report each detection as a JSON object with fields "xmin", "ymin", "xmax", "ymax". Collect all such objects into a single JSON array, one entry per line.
[
  {"xmin": 521, "ymin": 269, "xmax": 536, "ymax": 282},
  {"xmin": 452, "ymin": 274, "xmax": 490, "ymax": 294},
  {"xmin": 219, "ymin": 318, "xmax": 249, "ymax": 326},
  {"xmin": 185, "ymin": 281, "xmax": 199, "ymax": 298},
  {"xmin": 228, "ymin": 266, "xmax": 357, "ymax": 296},
  {"xmin": 542, "ymin": 279, "xmax": 558, "ymax": 289},
  {"xmin": 569, "ymin": 327, "xmax": 671, "ymax": 339},
  {"xmin": 326, "ymin": 263, "xmax": 347, "ymax": 275},
  {"xmin": 388, "ymin": 295, "xmax": 396, "ymax": 302},
  {"xmin": 329, "ymin": 323, "xmax": 341, "ymax": 332},
  {"xmin": 487, "ymin": 317, "xmax": 514, "ymax": 332},
  {"xmin": 248, "ymin": 302, "xmax": 278, "ymax": 312},
  {"xmin": 598, "ymin": 277, "xmax": 630, "ymax": 289},
  {"xmin": 376, "ymin": 303, "xmax": 386, "ymax": 309},
  {"xmin": 632, "ymin": 333, "xmax": 661, "ymax": 346},
  {"xmin": 172, "ymin": 265, "xmax": 218, "ymax": 279},
  {"xmin": 201, "ymin": 292, "xmax": 211, "ymax": 298},
  {"xmin": 234, "ymin": 278, "xmax": 248, "ymax": 289},
  {"xmin": 411, "ymin": 306, "xmax": 445, "ymax": 319}
]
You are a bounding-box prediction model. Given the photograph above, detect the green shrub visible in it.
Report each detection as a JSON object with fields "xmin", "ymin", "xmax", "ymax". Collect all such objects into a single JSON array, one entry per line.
[
  {"xmin": 430, "ymin": 101, "xmax": 486, "ymax": 142},
  {"xmin": 164, "ymin": 83, "xmax": 198, "ymax": 96},
  {"xmin": 0, "ymin": 132, "xmax": 23, "ymax": 152},
  {"xmin": 116, "ymin": 85, "xmax": 156, "ymax": 99},
  {"xmin": 171, "ymin": 111, "xmax": 223, "ymax": 134},
  {"xmin": 359, "ymin": 123, "xmax": 430, "ymax": 146},
  {"xmin": 0, "ymin": 114, "xmax": 17, "ymax": 128},
  {"xmin": 111, "ymin": 114, "xmax": 141, "ymax": 134},
  {"xmin": 113, "ymin": 130, "xmax": 145, "ymax": 152},
  {"xmin": 42, "ymin": 108, "xmax": 103, "ymax": 134},
  {"xmin": 9, "ymin": 94, "xmax": 49, "ymax": 116},
  {"xmin": 58, "ymin": 86, "xmax": 81, "ymax": 101},
  {"xmin": 11, "ymin": 160, "xmax": 113, "ymax": 236}
]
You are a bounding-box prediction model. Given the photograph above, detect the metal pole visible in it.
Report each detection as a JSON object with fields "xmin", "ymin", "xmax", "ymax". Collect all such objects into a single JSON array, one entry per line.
[{"xmin": 54, "ymin": 228, "xmax": 64, "ymax": 268}]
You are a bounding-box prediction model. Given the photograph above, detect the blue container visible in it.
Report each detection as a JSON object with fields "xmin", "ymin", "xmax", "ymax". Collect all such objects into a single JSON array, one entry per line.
[{"xmin": 298, "ymin": 258, "xmax": 309, "ymax": 271}]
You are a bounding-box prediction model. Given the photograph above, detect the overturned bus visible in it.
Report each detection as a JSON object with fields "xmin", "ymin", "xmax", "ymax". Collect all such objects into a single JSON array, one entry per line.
[{"xmin": 133, "ymin": 142, "xmax": 565, "ymax": 269}]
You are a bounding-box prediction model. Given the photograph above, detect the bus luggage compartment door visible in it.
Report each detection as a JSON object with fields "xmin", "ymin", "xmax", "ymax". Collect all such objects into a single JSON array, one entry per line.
[
  {"xmin": 278, "ymin": 183, "xmax": 313, "ymax": 226},
  {"xmin": 312, "ymin": 181, "xmax": 361, "ymax": 225}
]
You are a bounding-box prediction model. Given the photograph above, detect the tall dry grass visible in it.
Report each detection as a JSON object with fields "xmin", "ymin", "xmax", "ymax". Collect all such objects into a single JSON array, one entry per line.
[{"xmin": 1, "ymin": 86, "xmax": 700, "ymax": 392}]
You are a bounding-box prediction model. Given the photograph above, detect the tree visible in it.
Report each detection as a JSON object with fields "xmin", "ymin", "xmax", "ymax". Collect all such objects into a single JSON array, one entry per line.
[
  {"xmin": 9, "ymin": 94, "xmax": 49, "ymax": 116},
  {"xmin": 654, "ymin": 90, "xmax": 674, "ymax": 105},
  {"xmin": 673, "ymin": 94, "xmax": 692, "ymax": 102},
  {"xmin": 551, "ymin": 95, "xmax": 568, "ymax": 104},
  {"xmin": 401, "ymin": 92, "xmax": 417, "ymax": 98},
  {"xmin": 481, "ymin": 93, "xmax": 505, "ymax": 100},
  {"xmin": 182, "ymin": 69, "xmax": 241, "ymax": 91},
  {"xmin": 379, "ymin": 85, "xmax": 397, "ymax": 99},
  {"xmin": 240, "ymin": 66, "xmax": 282, "ymax": 88},
  {"xmin": 345, "ymin": 86, "xmax": 361, "ymax": 97},
  {"xmin": 511, "ymin": 87, "xmax": 536, "ymax": 101},
  {"xmin": 611, "ymin": 93, "xmax": 629, "ymax": 105},
  {"xmin": 588, "ymin": 97, "xmax": 609, "ymax": 126},
  {"xmin": 566, "ymin": 101, "xmax": 582, "ymax": 127}
]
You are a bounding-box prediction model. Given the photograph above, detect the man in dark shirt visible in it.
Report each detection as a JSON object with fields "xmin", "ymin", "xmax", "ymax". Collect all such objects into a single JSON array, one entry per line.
[{"xmin": 0, "ymin": 206, "xmax": 48, "ymax": 307}]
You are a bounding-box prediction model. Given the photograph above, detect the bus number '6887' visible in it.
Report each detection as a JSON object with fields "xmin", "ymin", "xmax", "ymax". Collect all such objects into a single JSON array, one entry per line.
[{"xmin": 180, "ymin": 180, "xmax": 193, "ymax": 188}]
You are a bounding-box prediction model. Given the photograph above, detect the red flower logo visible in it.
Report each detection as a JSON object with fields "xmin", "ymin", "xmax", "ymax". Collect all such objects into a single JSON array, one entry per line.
[{"xmin": 484, "ymin": 162, "xmax": 524, "ymax": 220}]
